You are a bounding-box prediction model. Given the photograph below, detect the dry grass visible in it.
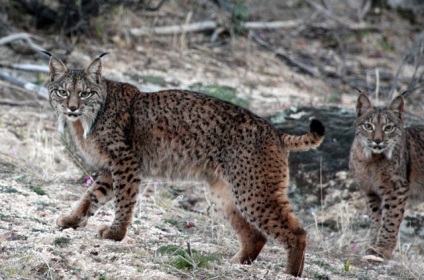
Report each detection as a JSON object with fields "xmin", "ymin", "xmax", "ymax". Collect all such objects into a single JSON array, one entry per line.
[
  {"xmin": 1, "ymin": 2, "xmax": 424, "ymax": 278},
  {"xmin": 1, "ymin": 111, "xmax": 423, "ymax": 279}
]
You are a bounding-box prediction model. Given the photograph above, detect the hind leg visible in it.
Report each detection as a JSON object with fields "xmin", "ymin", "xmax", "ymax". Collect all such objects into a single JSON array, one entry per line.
[
  {"xmin": 239, "ymin": 186, "xmax": 306, "ymax": 277},
  {"xmin": 228, "ymin": 153, "xmax": 306, "ymax": 278},
  {"xmin": 210, "ymin": 178, "xmax": 267, "ymax": 264},
  {"xmin": 269, "ymin": 205, "xmax": 306, "ymax": 277}
]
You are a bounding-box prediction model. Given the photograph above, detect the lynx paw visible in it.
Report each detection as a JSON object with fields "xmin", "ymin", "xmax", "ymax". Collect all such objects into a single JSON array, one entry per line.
[
  {"xmin": 365, "ymin": 246, "xmax": 392, "ymax": 260},
  {"xmin": 363, "ymin": 255, "xmax": 384, "ymax": 262},
  {"xmin": 230, "ymin": 252, "xmax": 253, "ymax": 265},
  {"xmin": 57, "ymin": 214, "xmax": 87, "ymax": 229},
  {"xmin": 97, "ymin": 224, "xmax": 127, "ymax": 241}
]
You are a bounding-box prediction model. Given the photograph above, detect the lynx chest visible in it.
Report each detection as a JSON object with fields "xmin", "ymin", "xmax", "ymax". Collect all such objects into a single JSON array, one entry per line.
[{"xmin": 71, "ymin": 121, "xmax": 110, "ymax": 169}]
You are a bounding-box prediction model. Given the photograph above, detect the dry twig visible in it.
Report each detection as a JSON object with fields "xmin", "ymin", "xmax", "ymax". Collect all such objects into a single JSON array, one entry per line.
[
  {"xmin": 250, "ymin": 31, "xmax": 319, "ymax": 76},
  {"xmin": 389, "ymin": 34, "xmax": 424, "ymax": 99},
  {"xmin": 304, "ymin": 0, "xmax": 368, "ymax": 30}
]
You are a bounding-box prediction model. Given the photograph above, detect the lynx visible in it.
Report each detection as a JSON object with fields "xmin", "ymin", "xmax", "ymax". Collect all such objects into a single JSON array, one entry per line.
[
  {"xmin": 45, "ymin": 53, "xmax": 325, "ymax": 277},
  {"xmin": 349, "ymin": 93, "xmax": 424, "ymax": 259}
]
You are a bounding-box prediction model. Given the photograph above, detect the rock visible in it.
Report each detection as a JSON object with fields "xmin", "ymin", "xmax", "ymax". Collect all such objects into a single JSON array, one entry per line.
[{"xmin": 270, "ymin": 106, "xmax": 356, "ymax": 190}]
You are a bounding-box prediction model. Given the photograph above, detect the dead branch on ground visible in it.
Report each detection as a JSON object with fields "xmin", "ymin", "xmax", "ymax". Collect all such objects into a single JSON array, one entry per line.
[
  {"xmin": 0, "ymin": 99, "xmax": 44, "ymax": 107},
  {"xmin": 130, "ymin": 19, "xmax": 303, "ymax": 36},
  {"xmin": 0, "ymin": 71, "xmax": 48, "ymax": 100},
  {"xmin": 0, "ymin": 33, "xmax": 46, "ymax": 53},
  {"xmin": 0, "ymin": 63, "xmax": 49, "ymax": 73}
]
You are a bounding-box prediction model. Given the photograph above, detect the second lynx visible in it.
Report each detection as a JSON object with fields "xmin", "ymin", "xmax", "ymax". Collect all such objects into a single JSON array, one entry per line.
[{"xmin": 350, "ymin": 93, "xmax": 424, "ymax": 259}]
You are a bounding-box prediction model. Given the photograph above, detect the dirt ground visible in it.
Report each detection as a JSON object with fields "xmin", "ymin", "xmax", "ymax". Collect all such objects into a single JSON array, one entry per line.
[{"xmin": 1, "ymin": 1, "xmax": 424, "ymax": 279}]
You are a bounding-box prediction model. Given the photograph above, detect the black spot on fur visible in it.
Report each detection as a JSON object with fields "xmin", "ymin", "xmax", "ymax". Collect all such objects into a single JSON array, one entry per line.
[{"xmin": 98, "ymin": 187, "xmax": 107, "ymax": 196}]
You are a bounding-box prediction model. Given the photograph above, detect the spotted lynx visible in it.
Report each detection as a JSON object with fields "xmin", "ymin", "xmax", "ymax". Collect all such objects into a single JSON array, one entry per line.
[
  {"xmin": 349, "ymin": 93, "xmax": 424, "ymax": 259},
  {"xmin": 45, "ymin": 53, "xmax": 325, "ymax": 277}
]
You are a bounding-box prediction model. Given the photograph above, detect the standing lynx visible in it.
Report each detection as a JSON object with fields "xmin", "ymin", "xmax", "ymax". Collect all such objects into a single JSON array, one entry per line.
[
  {"xmin": 349, "ymin": 93, "xmax": 424, "ymax": 259},
  {"xmin": 45, "ymin": 53, "xmax": 325, "ymax": 277}
]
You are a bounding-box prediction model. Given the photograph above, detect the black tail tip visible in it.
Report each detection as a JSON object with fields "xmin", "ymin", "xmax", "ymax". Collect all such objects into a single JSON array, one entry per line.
[{"xmin": 310, "ymin": 119, "xmax": 325, "ymax": 136}]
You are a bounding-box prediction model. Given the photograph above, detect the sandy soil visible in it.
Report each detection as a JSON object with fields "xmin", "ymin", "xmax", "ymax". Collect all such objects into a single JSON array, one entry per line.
[{"xmin": 1, "ymin": 1, "xmax": 424, "ymax": 279}]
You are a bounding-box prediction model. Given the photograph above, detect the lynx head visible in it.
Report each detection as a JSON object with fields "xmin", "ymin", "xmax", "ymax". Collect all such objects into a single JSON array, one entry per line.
[
  {"xmin": 354, "ymin": 93, "xmax": 404, "ymax": 160},
  {"xmin": 46, "ymin": 53, "xmax": 108, "ymax": 138}
]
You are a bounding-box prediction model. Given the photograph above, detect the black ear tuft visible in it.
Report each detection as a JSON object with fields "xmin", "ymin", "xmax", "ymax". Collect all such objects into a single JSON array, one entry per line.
[
  {"xmin": 400, "ymin": 90, "xmax": 409, "ymax": 97},
  {"xmin": 41, "ymin": 50, "xmax": 52, "ymax": 57},
  {"xmin": 310, "ymin": 119, "xmax": 325, "ymax": 136},
  {"xmin": 353, "ymin": 87, "xmax": 362, "ymax": 94},
  {"xmin": 99, "ymin": 52, "xmax": 109, "ymax": 59}
]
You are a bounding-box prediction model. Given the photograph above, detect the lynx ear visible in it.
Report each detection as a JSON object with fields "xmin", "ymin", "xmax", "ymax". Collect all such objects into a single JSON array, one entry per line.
[
  {"xmin": 48, "ymin": 56, "xmax": 69, "ymax": 82},
  {"xmin": 84, "ymin": 53, "xmax": 108, "ymax": 84},
  {"xmin": 389, "ymin": 95, "xmax": 404, "ymax": 120},
  {"xmin": 356, "ymin": 93, "xmax": 373, "ymax": 117}
]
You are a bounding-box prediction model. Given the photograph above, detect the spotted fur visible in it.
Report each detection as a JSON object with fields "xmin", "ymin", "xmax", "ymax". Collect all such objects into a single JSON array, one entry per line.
[
  {"xmin": 47, "ymin": 54, "xmax": 325, "ymax": 277},
  {"xmin": 349, "ymin": 93, "xmax": 424, "ymax": 259}
]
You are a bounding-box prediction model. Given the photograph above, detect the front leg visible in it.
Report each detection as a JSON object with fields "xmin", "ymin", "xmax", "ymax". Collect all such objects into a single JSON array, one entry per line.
[
  {"xmin": 371, "ymin": 183, "xmax": 408, "ymax": 259},
  {"xmin": 365, "ymin": 191, "xmax": 382, "ymax": 246},
  {"xmin": 97, "ymin": 151, "xmax": 141, "ymax": 241},
  {"xmin": 57, "ymin": 171, "xmax": 114, "ymax": 229}
]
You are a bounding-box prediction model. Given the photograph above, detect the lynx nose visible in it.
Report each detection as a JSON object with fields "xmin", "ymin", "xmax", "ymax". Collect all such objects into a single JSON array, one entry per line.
[
  {"xmin": 69, "ymin": 106, "xmax": 78, "ymax": 112},
  {"xmin": 373, "ymin": 140, "xmax": 384, "ymax": 149}
]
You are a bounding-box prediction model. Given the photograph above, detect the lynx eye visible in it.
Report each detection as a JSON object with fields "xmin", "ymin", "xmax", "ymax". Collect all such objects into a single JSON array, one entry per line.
[
  {"xmin": 55, "ymin": 89, "xmax": 68, "ymax": 97},
  {"xmin": 362, "ymin": 123, "xmax": 373, "ymax": 131},
  {"xmin": 79, "ymin": 91, "xmax": 94, "ymax": 99},
  {"xmin": 384, "ymin": 124, "xmax": 395, "ymax": 133}
]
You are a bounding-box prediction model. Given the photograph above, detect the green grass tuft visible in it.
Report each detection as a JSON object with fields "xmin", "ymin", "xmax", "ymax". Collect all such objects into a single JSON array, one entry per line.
[
  {"xmin": 30, "ymin": 185, "xmax": 46, "ymax": 196},
  {"xmin": 3, "ymin": 187, "xmax": 19, "ymax": 194},
  {"xmin": 189, "ymin": 83, "xmax": 249, "ymax": 108},
  {"xmin": 54, "ymin": 237, "xmax": 71, "ymax": 247},
  {"xmin": 156, "ymin": 244, "xmax": 219, "ymax": 270}
]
